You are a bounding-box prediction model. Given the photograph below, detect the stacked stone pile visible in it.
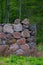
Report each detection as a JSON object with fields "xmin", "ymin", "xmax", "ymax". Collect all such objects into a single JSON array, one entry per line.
[{"xmin": 0, "ymin": 18, "xmax": 36, "ymax": 56}]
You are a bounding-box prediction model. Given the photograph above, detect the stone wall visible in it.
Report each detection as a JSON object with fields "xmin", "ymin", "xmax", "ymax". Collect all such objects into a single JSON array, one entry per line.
[{"xmin": 0, "ymin": 18, "xmax": 36, "ymax": 56}]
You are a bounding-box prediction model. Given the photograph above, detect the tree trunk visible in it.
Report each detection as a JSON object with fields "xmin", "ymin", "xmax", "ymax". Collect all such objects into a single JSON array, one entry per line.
[
  {"xmin": 0, "ymin": 0, "xmax": 3, "ymax": 23},
  {"xmin": 6, "ymin": 0, "xmax": 10, "ymax": 23}
]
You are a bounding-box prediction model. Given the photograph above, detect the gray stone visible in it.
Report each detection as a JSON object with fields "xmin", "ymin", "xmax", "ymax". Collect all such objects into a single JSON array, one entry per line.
[
  {"xmin": 15, "ymin": 49, "xmax": 25, "ymax": 56},
  {"xmin": 26, "ymin": 36, "xmax": 36, "ymax": 42},
  {"xmin": 6, "ymin": 39, "xmax": 16, "ymax": 45},
  {"xmin": 0, "ymin": 32, "xmax": 6, "ymax": 39},
  {"xmin": 9, "ymin": 44, "xmax": 19, "ymax": 52},
  {"xmin": 3, "ymin": 24, "xmax": 14, "ymax": 34},
  {"xmin": 20, "ymin": 44, "xmax": 29, "ymax": 52},
  {"xmin": 0, "ymin": 21, "xmax": 36, "ymax": 56},
  {"xmin": 14, "ymin": 19, "xmax": 20, "ymax": 24},
  {"xmin": 28, "ymin": 42, "xmax": 36, "ymax": 49},
  {"xmin": 2, "ymin": 40, "xmax": 6, "ymax": 45},
  {"xmin": 13, "ymin": 23, "xmax": 22, "ymax": 32},
  {"xmin": 13, "ymin": 32, "xmax": 21, "ymax": 39},
  {"xmin": 13, "ymin": 19, "xmax": 22, "ymax": 31},
  {"xmin": 23, "ymin": 24, "xmax": 29, "ymax": 29},
  {"xmin": 0, "ymin": 45, "xmax": 9, "ymax": 56},
  {"xmin": 6, "ymin": 34, "xmax": 13, "ymax": 39},
  {"xmin": 22, "ymin": 18, "xmax": 30, "ymax": 29},
  {"xmin": 31, "ymin": 31, "xmax": 36, "ymax": 36},
  {"xmin": 29, "ymin": 25, "xmax": 36, "ymax": 31},
  {"xmin": 21, "ymin": 29, "xmax": 30, "ymax": 38},
  {"xmin": 17, "ymin": 38, "xmax": 26, "ymax": 45},
  {"xmin": 26, "ymin": 38, "xmax": 33, "ymax": 42},
  {"xmin": 22, "ymin": 18, "xmax": 29, "ymax": 25}
]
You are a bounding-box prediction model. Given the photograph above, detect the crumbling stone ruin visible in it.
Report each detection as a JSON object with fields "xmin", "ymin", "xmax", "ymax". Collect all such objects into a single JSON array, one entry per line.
[{"xmin": 0, "ymin": 18, "xmax": 36, "ymax": 56}]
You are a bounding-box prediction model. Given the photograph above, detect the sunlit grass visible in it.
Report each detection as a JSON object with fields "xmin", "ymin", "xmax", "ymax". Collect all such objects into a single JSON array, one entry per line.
[
  {"xmin": 37, "ymin": 45, "xmax": 43, "ymax": 51},
  {"xmin": 0, "ymin": 55, "xmax": 43, "ymax": 65}
]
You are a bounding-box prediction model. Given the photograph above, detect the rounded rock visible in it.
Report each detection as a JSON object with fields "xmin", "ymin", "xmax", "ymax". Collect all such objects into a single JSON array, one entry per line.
[
  {"xmin": 23, "ymin": 24, "xmax": 29, "ymax": 29},
  {"xmin": 0, "ymin": 45, "xmax": 9, "ymax": 55},
  {"xmin": 21, "ymin": 29, "xmax": 30, "ymax": 38},
  {"xmin": 0, "ymin": 32, "xmax": 6, "ymax": 39},
  {"xmin": 9, "ymin": 43, "xmax": 19, "ymax": 52},
  {"xmin": 2, "ymin": 40, "xmax": 6, "ymax": 45},
  {"xmin": 13, "ymin": 32, "xmax": 21, "ymax": 39},
  {"xmin": 15, "ymin": 49, "xmax": 25, "ymax": 56},
  {"xmin": 13, "ymin": 23, "xmax": 22, "ymax": 32},
  {"xmin": 29, "ymin": 25, "xmax": 36, "ymax": 31},
  {"xmin": 22, "ymin": 18, "xmax": 29, "ymax": 25},
  {"xmin": 14, "ymin": 19, "xmax": 20, "ymax": 24},
  {"xmin": 17, "ymin": 38, "xmax": 26, "ymax": 45},
  {"xmin": 31, "ymin": 31, "xmax": 36, "ymax": 36},
  {"xmin": 6, "ymin": 34, "xmax": 13, "ymax": 39},
  {"xmin": 26, "ymin": 36, "xmax": 35, "ymax": 42},
  {"xmin": 20, "ymin": 44, "xmax": 30, "ymax": 51},
  {"xmin": 3, "ymin": 24, "xmax": 14, "ymax": 34},
  {"xmin": 6, "ymin": 39, "xmax": 16, "ymax": 45},
  {"xmin": 28, "ymin": 42, "xmax": 36, "ymax": 49}
]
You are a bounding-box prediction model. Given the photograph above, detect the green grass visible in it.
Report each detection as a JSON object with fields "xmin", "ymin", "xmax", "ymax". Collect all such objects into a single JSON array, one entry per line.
[
  {"xmin": 0, "ymin": 55, "xmax": 43, "ymax": 65},
  {"xmin": 37, "ymin": 45, "xmax": 43, "ymax": 51}
]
